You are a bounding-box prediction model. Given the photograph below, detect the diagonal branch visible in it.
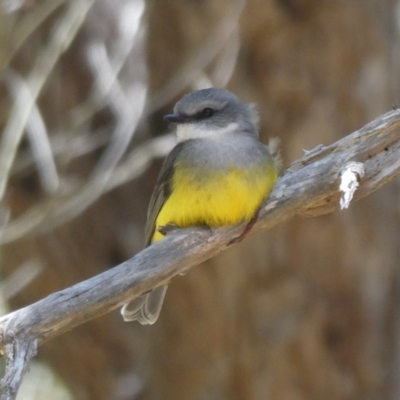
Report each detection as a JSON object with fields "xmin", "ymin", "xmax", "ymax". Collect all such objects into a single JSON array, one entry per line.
[{"xmin": 1, "ymin": 109, "xmax": 400, "ymax": 399}]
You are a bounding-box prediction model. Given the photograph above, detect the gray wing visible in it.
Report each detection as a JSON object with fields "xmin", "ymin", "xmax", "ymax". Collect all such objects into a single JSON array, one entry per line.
[
  {"xmin": 121, "ymin": 142, "xmax": 185, "ymax": 324},
  {"xmin": 143, "ymin": 141, "xmax": 185, "ymax": 246}
]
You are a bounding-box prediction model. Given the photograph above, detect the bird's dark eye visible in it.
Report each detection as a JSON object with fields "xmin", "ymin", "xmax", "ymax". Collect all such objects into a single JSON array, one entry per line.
[{"xmin": 201, "ymin": 108, "xmax": 214, "ymax": 118}]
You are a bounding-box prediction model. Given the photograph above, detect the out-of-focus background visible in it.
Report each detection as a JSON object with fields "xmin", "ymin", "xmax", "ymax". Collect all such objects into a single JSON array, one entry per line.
[{"xmin": 1, "ymin": 0, "xmax": 400, "ymax": 399}]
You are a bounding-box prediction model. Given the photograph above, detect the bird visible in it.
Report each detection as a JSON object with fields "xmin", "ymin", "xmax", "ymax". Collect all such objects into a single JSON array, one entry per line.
[{"xmin": 121, "ymin": 88, "xmax": 279, "ymax": 324}]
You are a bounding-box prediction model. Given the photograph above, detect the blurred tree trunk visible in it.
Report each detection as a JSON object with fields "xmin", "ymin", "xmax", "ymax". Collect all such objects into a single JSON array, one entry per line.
[{"xmin": 2, "ymin": 1, "xmax": 400, "ymax": 400}]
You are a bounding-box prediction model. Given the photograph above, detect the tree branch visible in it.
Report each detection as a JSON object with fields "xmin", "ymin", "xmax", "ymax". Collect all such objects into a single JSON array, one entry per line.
[{"xmin": 1, "ymin": 109, "xmax": 400, "ymax": 399}]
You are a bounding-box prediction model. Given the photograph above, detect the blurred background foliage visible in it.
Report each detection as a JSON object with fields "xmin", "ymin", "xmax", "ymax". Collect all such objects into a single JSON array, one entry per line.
[{"xmin": 1, "ymin": 0, "xmax": 400, "ymax": 399}]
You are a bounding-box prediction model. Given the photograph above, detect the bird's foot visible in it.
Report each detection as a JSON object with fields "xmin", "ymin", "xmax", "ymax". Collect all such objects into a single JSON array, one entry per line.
[
  {"xmin": 157, "ymin": 222, "xmax": 179, "ymax": 236},
  {"xmin": 228, "ymin": 210, "xmax": 259, "ymax": 246}
]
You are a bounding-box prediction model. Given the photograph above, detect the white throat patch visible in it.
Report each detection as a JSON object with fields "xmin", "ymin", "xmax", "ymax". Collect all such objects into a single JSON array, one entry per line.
[{"xmin": 176, "ymin": 122, "xmax": 239, "ymax": 142}]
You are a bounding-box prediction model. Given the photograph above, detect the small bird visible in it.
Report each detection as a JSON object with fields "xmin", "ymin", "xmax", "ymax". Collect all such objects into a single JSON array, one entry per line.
[{"xmin": 121, "ymin": 88, "xmax": 279, "ymax": 324}]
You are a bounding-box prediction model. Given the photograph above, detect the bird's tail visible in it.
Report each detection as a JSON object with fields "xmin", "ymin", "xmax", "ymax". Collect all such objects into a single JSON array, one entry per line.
[{"xmin": 121, "ymin": 285, "xmax": 168, "ymax": 325}]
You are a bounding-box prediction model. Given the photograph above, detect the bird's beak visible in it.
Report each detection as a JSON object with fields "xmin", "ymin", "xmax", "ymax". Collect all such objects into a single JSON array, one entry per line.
[{"xmin": 163, "ymin": 114, "xmax": 189, "ymax": 123}]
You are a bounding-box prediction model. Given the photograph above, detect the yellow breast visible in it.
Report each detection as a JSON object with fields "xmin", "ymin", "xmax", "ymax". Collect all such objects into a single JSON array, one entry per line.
[{"xmin": 152, "ymin": 162, "xmax": 277, "ymax": 242}]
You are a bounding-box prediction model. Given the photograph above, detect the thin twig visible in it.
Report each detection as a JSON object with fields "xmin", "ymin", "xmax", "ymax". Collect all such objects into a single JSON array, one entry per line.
[
  {"xmin": 70, "ymin": 0, "xmax": 145, "ymax": 127},
  {"xmin": 87, "ymin": 44, "xmax": 147, "ymax": 178},
  {"xmin": 4, "ymin": 70, "xmax": 59, "ymax": 193},
  {"xmin": 0, "ymin": 0, "xmax": 65, "ymax": 75},
  {"xmin": 0, "ymin": 0, "xmax": 95, "ymax": 201},
  {"xmin": 210, "ymin": 28, "xmax": 240, "ymax": 87},
  {"xmin": 0, "ymin": 261, "xmax": 43, "ymax": 301},
  {"xmin": 11, "ymin": 128, "xmax": 110, "ymax": 175}
]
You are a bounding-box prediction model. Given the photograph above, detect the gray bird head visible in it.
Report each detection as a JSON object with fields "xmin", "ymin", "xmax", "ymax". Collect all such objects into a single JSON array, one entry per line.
[{"xmin": 164, "ymin": 88, "xmax": 259, "ymax": 142}]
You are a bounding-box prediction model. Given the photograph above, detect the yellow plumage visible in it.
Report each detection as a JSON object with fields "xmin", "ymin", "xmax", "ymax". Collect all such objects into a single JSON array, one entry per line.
[{"xmin": 152, "ymin": 162, "xmax": 277, "ymax": 242}]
